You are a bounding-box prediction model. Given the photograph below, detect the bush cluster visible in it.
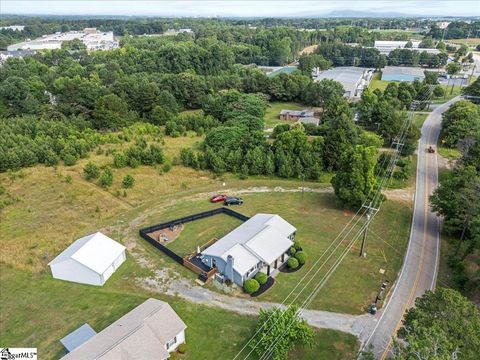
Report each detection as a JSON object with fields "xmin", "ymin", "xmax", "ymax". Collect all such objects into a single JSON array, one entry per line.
[
  {"xmin": 244, "ymin": 278, "xmax": 260, "ymax": 294},
  {"xmin": 254, "ymin": 272, "xmax": 268, "ymax": 285}
]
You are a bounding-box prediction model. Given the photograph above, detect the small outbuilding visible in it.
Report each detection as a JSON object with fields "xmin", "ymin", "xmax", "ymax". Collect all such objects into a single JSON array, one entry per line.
[
  {"xmin": 49, "ymin": 232, "xmax": 126, "ymax": 286},
  {"xmin": 60, "ymin": 324, "xmax": 97, "ymax": 353}
]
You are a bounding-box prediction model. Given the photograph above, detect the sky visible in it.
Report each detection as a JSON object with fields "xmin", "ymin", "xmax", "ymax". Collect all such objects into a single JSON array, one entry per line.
[{"xmin": 1, "ymin": 1, "xmax": 480, "ymax": 17}]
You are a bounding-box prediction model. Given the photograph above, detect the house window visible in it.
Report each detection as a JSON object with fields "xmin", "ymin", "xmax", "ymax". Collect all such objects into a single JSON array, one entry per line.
[{"xmin": 166, "ymin": 336, "xmax": 177, "ymax": 350}]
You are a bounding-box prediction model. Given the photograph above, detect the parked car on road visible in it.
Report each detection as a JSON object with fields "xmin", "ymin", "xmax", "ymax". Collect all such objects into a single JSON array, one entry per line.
[
  {"xmin": 210, "ymin": 194, "xmax": 227, "ymax": 203},
  {"xmin": 224, "ymin": 196, "xmax": 243, "ymax": 206}
]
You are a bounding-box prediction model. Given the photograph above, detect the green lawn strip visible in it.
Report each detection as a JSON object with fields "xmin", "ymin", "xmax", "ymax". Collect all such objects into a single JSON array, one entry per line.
[
  {"xmin": 291, "ymin": 329, "xmax": 359, "ymax": 360},
  {"xmin": 412, "ymin": 113, "xmax": 428, "ymax": 129},
  {"xmin": 0, "ymin": 265, "xmax": 358, "ymax": 360},
  {"xmin": 264, "ymin": 101, "xmax": 306, "ymax": 129},
  {"xmin": 437, "ymin": 146, "xmax": 461, "ymax": 160},
  {"xmin": 166, "ymin": 214, "xmax": 243, "ymax": 256},
  {"xmin": 431, "ymin": 85, "xmax": 462, "ymax": 104}
]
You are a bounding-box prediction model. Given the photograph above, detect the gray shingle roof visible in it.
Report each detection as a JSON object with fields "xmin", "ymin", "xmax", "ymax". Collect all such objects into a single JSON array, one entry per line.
[{"xmin": 61, "ymin": 298, "xmax": 186, "ymax": 360}]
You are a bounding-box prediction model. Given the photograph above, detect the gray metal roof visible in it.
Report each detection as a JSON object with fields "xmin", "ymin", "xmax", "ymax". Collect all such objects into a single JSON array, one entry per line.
[
  {"xmin": 382, "ymin": 66, "xmax": 426, "ymax": 77},
  {"xmin": 61, "ymin": 324, "xmax": 97, "ymax": 353},
  {"xmin": 299, "ymin": 117, "xmax": 320, "ymax": 125},
  {"xmin": 61, "ymin": 298, "xmax": 186, "ymax": 360},
  {"xmin": 314, "ymin": 67, "xmax": 366, "ymax": 96},
  {"xmin": 280, "ymin": 109, "xmax": 314, "ymax": 117}
]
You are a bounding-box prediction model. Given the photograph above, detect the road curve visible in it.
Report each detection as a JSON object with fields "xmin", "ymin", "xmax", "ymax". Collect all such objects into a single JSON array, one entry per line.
[{"xmin": 360, "ymin": 97, "xmax": 461, "ymax": 358}]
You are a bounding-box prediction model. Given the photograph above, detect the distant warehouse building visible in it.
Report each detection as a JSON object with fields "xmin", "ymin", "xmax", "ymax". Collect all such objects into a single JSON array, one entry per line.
[
  {"xmin": 381, "ymin": 66, "xmax": 425, "ymax": 82},
  {"xmin": 312, "ymin": 66, "xmax": 373, "ymax": 99},
  {"xmin": 374, "ymin": 40, "xmax": 440, "ymax": 55}
]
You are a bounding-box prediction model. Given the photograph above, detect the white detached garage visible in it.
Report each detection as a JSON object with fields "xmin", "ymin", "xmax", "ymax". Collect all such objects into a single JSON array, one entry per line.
[{"xmin": 49, "ymin": 232, "xmax": 126, "ymax": 286}]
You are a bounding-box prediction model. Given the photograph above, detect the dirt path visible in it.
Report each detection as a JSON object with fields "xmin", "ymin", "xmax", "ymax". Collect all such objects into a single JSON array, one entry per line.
[{"xmin": 141, "ymin": 267, "xmax": 371, "ymax": 336}]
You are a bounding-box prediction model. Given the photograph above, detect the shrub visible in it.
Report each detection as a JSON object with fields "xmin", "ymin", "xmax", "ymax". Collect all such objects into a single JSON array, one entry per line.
[
  {"xmin": 162, "ymin": 162, "xmax": 171, "ymax": 173},
  {"xmin": 294, "ymin": 251, "xmax": 306, "ymax": 265},
  {"xmin": 83, "ymin": 161, "xmax": 100, "ymax": 180},
  {"xmin": 122, "ymin": 174, "xmax": 135, "ymax": 188},
  {"xmin": 287, "ymin": 257, "xmax": 299, "ymax": 269},
  {"xmin": 290, "ymin": 246, "xmax": 297, "ymax": 255},
  {"xmin": 293, "ymin": 240, "xmax": 302, "ymax": 251},
  {"xmin": 244, "ymin": 278, "xmax": 260, "ymax": 294},
  {"xmin": 177, "ymin": 343, "xmax": 187, "ymax": 354},
  {"xmin": 63, "ymin": 153, "xmax": 77, "ymax": 166},
  {"xmin": 113, "ymin": 152, "xmax": 127, "ymax": 168},
  {"xmin": 255, "ymin": 272, "xmax": 268, "ymax": 285},
  {"xmin": 99, "ymin": 167, "xmax": 113, "ymax": 188},
  {"xmin": 65, "ymin": 175, "xmax": 73, "ymax": 184}
]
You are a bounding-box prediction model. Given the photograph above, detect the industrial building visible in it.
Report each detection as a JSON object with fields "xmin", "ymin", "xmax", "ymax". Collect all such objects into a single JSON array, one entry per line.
[
  {"xmin": 0, "ymin": 25, "xmax": 25, "ymax": 31},
  {"xmin": 374, "ymin": 40, "xmax": 440, "ymax": 55},
  {"xmin": 312, "ymin": 66, "xmax": 373, "ymax": 99},
  {"xmin": 7, "ymin": 28, "xmax": 118, "ymax": 51},
  {"xmin": 381, "ymin": 66, "xmax": 426, "ymax": 82}
]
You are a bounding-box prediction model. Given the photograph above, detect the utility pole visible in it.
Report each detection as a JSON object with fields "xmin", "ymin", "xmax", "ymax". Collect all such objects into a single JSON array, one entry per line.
[{"xmin": 359, "ymin": 202, "xmax": 379, "ymax": 257}]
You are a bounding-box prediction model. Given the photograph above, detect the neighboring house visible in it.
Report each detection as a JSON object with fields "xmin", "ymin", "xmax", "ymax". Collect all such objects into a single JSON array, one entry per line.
[
  {"xmin": 0, "ymin": 50, "xmax": 36, "ymax": 63},
  {"xmin": 49, "ymin": 232, "xmax": 126, "ymax": 286},
  {"xmin": 201, "ymin": 214, "xmax": 296, "ymax": 286},
  {"xmin": 61, "ymin": 298, "xmax": 187, "ymax": 360},
  {"xmin": 279, "ymin": 109, "xmax": 315, "ymax": 121},
  {"xmin": 298, "ymin": 117, "xmax": 320, "ymax": 126}
]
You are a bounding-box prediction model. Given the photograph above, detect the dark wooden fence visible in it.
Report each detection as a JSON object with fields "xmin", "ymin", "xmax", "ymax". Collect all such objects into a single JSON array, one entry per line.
[{"xmin": 139, "ymin": 207, "xmax": 250, "ymax": 278}]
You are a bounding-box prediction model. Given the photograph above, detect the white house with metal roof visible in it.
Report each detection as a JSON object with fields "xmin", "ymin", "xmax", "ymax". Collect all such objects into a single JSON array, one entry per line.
[
  {"xmin": 201, "ymin": 214, "xmax": 296, "ymax": 286},
  {"xmin": 49, "ymin": 232, "xmax": 126, "ymax": 286},
  {"xmin": 61, "ymin": 298, "xmax": 186, "ymax": 360}
]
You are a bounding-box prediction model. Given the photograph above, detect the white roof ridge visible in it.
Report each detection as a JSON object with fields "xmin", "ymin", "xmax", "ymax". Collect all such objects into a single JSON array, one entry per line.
[{"xmin": 239, "ymin": 242, "xmax": 264, "ymax": 263}]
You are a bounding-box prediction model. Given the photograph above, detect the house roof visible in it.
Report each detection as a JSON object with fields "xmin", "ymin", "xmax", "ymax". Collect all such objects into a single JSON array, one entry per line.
[
  {"xmin": 61, "ymin": 298, "xmax": 187, "ymax": 360},
  {"xmin": 202, "ymin": 214, "xmax": 295, "ymax": 274},
  {"xmin": 298, "ymin": 117, "xmax": 320, "ymax": 125},
  {"xmin": 61, "ymin": 324, "xmax": 97, "ymax": 353},
  {"xmin": 49, "ymin": 232, "xmax": 126, "ymax": 275},
  {"xmin": 279, "ymin": 109, "xmax": 314, "ymax": 117}
]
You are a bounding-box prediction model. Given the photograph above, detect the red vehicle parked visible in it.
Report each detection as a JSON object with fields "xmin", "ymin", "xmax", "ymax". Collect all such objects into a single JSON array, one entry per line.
[{"xmin": 210, "ymin": 194, "xmax": 227, "ymax": 203}]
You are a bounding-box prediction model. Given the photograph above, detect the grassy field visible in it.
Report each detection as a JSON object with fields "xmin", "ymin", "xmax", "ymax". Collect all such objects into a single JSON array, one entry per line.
[
  {"xmin": 431, "ymin": 85, "xmax": 462, "ymax": 104},
  {"xmin": 135, "ymin": 191, "xmax": 412, "ymax": 314},
  {"xmin": 166, "ymin": 214, "xmax": 243, "ymax": 256},
  {"xmin": 0, "ymin": 264, "xmax": 359, "ymax": 359},
  {"xmin": 447, "ymin": 38, "xmax": 480, "ymax": 47},
  {"xmin": 369, "ymin": 72, "xmax": 390, "ymax": 92},
  {"xmin": 437, "ymin": 145, "xmax": 461, "ymax": 160},
  {"xmin": 264, "ymin": 101, "xmax": 306, "ymax": 129}
]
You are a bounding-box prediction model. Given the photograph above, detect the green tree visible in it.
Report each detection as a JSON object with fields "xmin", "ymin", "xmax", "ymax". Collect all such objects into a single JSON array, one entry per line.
[
  {"xmin": 441, "ymin": 100, "xmax": 480, "ymax": 148},
  {"xmin": 83, "ymin": 161, "xmax": 100, "ymax": 181},
  {"xmin": 122, "ymin": 174, "xmax": 135, "ymax": 188},
  {"xmin": 99, "ymin": 167, "xmax": 113, "ymax": 188},
  {"xmin": 446, "ymin": 62, "xmax": 462, "ymax": 76},
  {"xmin": 392, "ymin": 288, "xmax": 480, "ymax": 360},
  {"xmin": 92, "ymin": 94, "xmax": 136, "ymax": 129},
  {"xmin": 249, "ymin": 306, "xmax": 314, "ymax": 360},
  {"xmin": 331, "ymin": 145, "xmax": 378, "ymax": 208},
  {"xmin": 303, "ymin": 79, "xmax": 345, "ymax": 107}
]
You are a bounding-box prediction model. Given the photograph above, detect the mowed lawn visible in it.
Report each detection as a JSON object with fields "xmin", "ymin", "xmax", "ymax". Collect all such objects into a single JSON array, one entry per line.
[
  {"xmin": 135, "ymin": 191, "xmax": 412, "ymax": 314},
  {"xmin": 166, "ymin": 214, "xmax": 243, "ymax": 256},
  {"xmin": 264, "ymin": 101, "xmax": 306, "ymax": 129},
  {"xmin": 369, "ymin": 72, "xmax": 390, "ymax": 91}
]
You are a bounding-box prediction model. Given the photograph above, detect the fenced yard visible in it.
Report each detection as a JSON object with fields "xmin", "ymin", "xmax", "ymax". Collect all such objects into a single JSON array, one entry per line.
[
  {"xmin": 167, "ymin": 215, "xmax": 242, "ymax": 257},
  {"xmin": 139, "ymin": 207, "xmax": 249, "ymax": 280}
]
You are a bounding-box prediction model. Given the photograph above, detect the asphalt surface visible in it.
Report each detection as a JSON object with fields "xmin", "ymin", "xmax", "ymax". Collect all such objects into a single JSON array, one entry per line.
[{"xmin": 359, "ymin": 97, "xmax": 461, "ymax": 359}]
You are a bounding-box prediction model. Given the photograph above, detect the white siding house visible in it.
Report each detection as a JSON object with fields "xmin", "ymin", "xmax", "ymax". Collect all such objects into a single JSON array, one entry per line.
[
  {"xmin": 49, "ymin": 232, "xmax": 126, "ymax": 286},
  {"xmin": 201, "ymin": 214, "xmax": 296, "ymax": 286}
]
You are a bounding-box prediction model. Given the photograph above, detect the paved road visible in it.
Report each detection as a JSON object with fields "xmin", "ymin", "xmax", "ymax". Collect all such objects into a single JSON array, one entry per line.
[{"xmin": 359, "ymin": 97, "xmax": 461, "ymax": 358}]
